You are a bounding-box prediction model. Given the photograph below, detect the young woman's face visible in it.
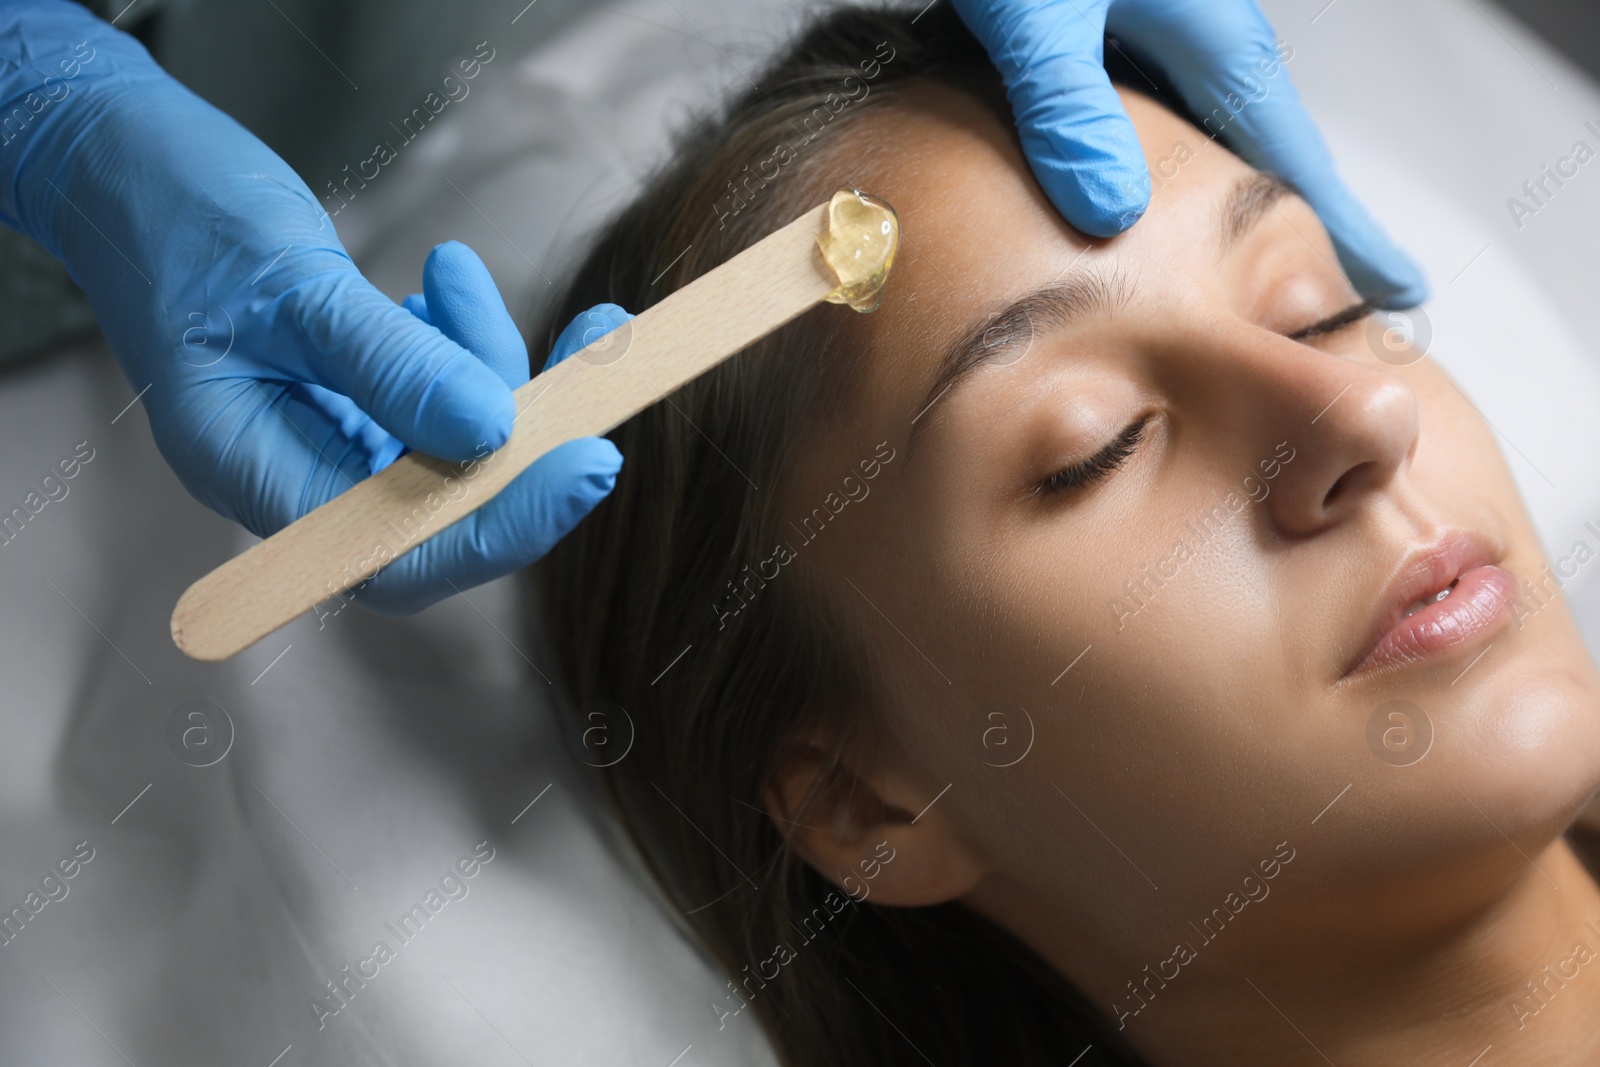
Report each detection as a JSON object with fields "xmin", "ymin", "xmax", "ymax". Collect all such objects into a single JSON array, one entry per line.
[{"xmin": 785, "ymin": 83, "xmax": 1600, "ymax": 985}]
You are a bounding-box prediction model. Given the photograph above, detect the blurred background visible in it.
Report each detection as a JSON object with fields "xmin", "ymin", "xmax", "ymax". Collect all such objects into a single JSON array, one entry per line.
[{"xmin": 1508, "ymin": 1, "xmax": 1600, "ymax": 80}]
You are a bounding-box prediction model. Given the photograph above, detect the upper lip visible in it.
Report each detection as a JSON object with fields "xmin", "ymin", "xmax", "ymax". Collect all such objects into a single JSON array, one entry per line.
[{"xmin": 1341, "ymin": 528, "xmax": 1502, "ymax": 678}]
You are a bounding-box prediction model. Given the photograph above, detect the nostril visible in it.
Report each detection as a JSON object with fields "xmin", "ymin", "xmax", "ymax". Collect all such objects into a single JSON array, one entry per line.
[
  {"xmin": 1325, "ymin": 476, "xmax": 1347, "ymax": 508},
  {"xmin": 1324, "ymin": 462, "xmax": 1371, "ymax": 508}
]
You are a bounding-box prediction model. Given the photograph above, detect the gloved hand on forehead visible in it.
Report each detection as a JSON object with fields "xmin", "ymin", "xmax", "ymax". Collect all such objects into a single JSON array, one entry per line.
[
  {"xmin": 951, "ymin": 0, "xmax": 1427, "ymax": 308},
  {"xmin": 0, "ymin": 0, "xmax": 627, "ymax": 614}
]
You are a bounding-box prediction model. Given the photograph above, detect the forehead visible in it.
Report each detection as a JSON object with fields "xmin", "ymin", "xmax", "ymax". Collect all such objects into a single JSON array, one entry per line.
[{"xmin": 804, "ymin": 81, "xmax": 1253, "ymax": 446}]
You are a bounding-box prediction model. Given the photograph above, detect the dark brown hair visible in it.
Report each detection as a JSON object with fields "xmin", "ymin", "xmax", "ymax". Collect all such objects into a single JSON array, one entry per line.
[{"xmin": 530, "ymin": 4, "xmax": 1151, "ymax": 1063}]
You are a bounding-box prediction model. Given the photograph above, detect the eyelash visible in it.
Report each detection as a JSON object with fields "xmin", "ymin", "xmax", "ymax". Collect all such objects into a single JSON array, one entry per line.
[
  {"xmin": 1035, "ymin": 417, "xmax": 1149, "ymax": 497},
  {"xmin": 1287, "ymin": 298, "xmax": 1379, "ymax": 341}
]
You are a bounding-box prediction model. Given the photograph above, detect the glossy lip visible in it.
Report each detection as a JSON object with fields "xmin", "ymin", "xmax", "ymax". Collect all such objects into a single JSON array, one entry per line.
[{"xmin": 1340, "ymin": 528, "xmax": 1514, "ymax": 681}]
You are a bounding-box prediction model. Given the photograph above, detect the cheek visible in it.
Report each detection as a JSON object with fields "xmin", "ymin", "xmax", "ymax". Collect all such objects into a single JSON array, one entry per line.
[
  {"xmin": 890, "ymin": 530, "xmax": 1295, "ymax": 820},
  {"xmin": 1483, "ymin": 664, "xmax": 1584, "ymax": 754},
  {"xmin": 1409, "ymin": 363, "xmax": 1514, "ymax": 496}
]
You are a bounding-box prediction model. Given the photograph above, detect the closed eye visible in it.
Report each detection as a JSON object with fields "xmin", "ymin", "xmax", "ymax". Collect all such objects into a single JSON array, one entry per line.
[
  {"xmin": 1034, "ymin": 416, "xmax": 1149, "ymax": 497},
  {"xmin": 1027, "ymin": 300, "xmax": 1371, "ymax": 499},
  {"xmin": 1288, "ymin": 298, "xmax": 1378, "ymax": 342}
]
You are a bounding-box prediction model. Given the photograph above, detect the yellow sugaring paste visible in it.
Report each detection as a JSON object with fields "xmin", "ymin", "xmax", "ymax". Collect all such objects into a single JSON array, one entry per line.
[{"xmin": 816, "ymin": 188, "xmax": 899, "ymax": 313}]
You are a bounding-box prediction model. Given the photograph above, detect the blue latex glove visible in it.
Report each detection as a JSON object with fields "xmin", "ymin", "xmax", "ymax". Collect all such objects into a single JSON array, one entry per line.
[
  {"xmin": 367, "ymin": 247, "xmax": 629, "ymax": 614},
  {"xmin": 950, "ymin": 0, "xmax": 1427, "ymax": 307},
  {"xmin": 0, "ymin": 1, "xmax": 622, "ymax": 613}
]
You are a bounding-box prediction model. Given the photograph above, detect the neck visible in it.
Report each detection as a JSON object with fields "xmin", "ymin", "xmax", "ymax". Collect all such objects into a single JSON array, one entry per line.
[{"xmin": 992, "ymin": 835, "xmax": 1600, "ymax": 1065}]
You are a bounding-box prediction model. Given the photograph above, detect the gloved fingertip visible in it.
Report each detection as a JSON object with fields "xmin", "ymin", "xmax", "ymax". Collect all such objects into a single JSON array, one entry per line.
[
  {"xmin": 402, "ymin": 293, "xmax": 430, "ymax": 323},
  {"xmin": 1316, "ymin": 192, "xmax": 1431, "ymax": 308},
  {"xmin": 1040, "ymin": 168, "xmax": 1151, "ymax": 238},
  {"xmin": 506, "ymin": 436, "xmax": 622, "ymax": 555},
  {"xmin": 420, "ymin": 240, "xmax": 530, "ymax": 389},
  {"xmin": 1350, "ymin": 246, "xmax": 1429, "ymax": 310},
  {"xmin": 1022, "ymin": 115, "xmax": 1153, "ymax": 240},
  {"xmin": 412, "ymin": 352, "xmax": 517, "ymax": 459},
  {"xmin": 1373, "ymin": 274, "xmax": 1430, "ymax": 312},
  {"xmin": 354, "ymin": 435, "xmax": 622, "ymax": 616},
  {"xmin": 424, "ymin": 240, "xmax": 489, "ymax": 289},
  {"xmin": 527, "ymin": 435, "xmax": 623, "ymax": 508},
  {"xmin": 545, "ymin": 303, "xmax": 634, "ymax": 371},
  {"xmin": 559, "ymin": 434, "xmax": 624, "ymax": 496}
]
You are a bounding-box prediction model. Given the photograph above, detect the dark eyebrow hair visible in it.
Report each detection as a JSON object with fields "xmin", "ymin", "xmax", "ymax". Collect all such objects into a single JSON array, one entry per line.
[
  {"xmin": 1218, "ymin": 172, "xmax": 1296, "ymax": 255},
  {"xmin": 906, "ymin": 271, "xmax": 1132, "ymax": 455}
]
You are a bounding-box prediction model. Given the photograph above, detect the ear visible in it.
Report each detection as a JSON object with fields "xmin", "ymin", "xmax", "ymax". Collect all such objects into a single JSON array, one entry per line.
[{"xmin": 764, "ymin": 741, "xmax": 987, "ymax": 907}]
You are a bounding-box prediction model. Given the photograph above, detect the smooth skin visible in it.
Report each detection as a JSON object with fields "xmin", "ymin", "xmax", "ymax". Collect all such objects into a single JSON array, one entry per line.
[{"xmin": 765, "ymin": 83, "xmax": 1600, "ymax": 1065}]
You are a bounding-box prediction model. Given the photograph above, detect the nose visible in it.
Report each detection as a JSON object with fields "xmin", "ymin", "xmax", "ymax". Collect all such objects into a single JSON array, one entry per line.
[{"xmin": 1181, "ymin": 321, "xmax": 1420, "ymax": 538}]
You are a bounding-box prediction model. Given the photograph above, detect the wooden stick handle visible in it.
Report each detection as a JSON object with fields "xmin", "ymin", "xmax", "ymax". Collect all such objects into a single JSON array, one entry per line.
[{"xmin": 172, "ymin": 200, "xmax": 842, "ymax": 661}]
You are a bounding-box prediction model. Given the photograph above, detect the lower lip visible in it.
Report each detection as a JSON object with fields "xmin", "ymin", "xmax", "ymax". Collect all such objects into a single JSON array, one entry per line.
[{"xmin": 1351, "ymin": 564, "xmax": 1519, "ymax": 678}]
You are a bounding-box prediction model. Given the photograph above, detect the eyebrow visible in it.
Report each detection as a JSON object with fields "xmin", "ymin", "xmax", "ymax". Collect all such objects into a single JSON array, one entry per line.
[
  {"xmin": 905, "ymin": 172, "xmax": 1300, "ymax": 455},
  {"xmin": 1219, "ymin": 172, "xmax": 1295, "ymax": 255},
  {"xmin": 906, "ymin": 271, "xmax": 1132, "ymax": 454}
]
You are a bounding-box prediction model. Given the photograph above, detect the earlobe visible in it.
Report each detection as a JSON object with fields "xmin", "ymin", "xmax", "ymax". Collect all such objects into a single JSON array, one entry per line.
[{"xmin": 765, "ymin": 745, "xmax": 988, "ymax": 908}]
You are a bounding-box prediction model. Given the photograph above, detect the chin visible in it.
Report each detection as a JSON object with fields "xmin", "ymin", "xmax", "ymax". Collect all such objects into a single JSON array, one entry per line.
[
  {"xmin": 1441, "ymin": 637, "xmax": 1600, "ymax": 841},
  {"xmin": 1336, "ymin": 623, "xmax": 1600, "ymax": 885}
]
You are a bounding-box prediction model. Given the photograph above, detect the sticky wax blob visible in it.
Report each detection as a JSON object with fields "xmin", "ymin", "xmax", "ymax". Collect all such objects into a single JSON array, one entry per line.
[{"xmin": 817, "ymin": 188, "xmax": 899, "ymax": 313}]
